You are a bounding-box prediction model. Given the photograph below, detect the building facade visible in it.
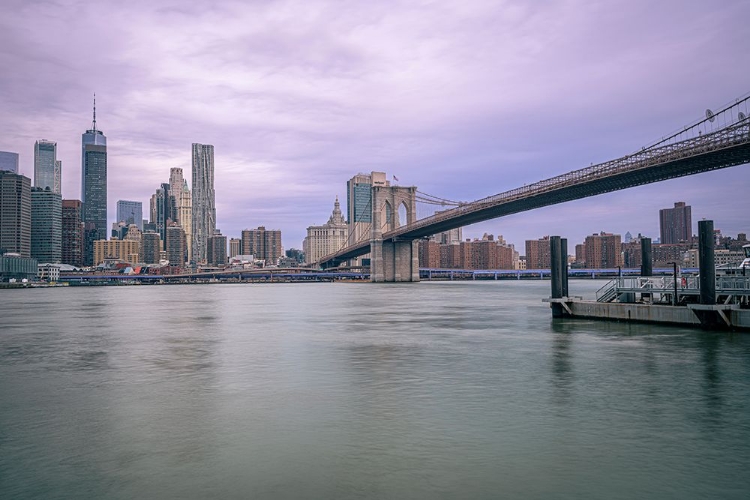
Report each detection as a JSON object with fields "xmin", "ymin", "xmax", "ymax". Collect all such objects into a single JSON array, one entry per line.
[
  {"xmin": 0, "ymin": 171, "xmax": 31, "ymax": 257},
  {"xmin": 93, "ymin": 239, "xmax": 140, "ymax": 266},
  {"xmin": 81, "ymin": 99, "xmax": 107, "ymax": 266},
  {"xmin": 207, "ymin": 230, "xmax": 227, "ymax": 266},
  {"xmin": 583, "ymin": 232, "xmax": 622, "ymax": 269},
  {"xmin": 303, "ymin": 197, "xmax": 348, "ymax": 264},
  {"xmin": 169, "ymin": 167, "xmax": 192, "ymax": 263},
  {"xmin": 242, "ymin": 226, "xmax": 282, "ymax": 265},
  {"xmin": 30, "ymin": 188, "xmax": 62, "ymax": 263},
  {"xmin": 659, "ymin": 201, "xmax": 692, "ymax": 244},
  {"xmin": 150, "ymin": 183, "xmax": 175, "ymax": 242},
  {"xmin": 140, "ymin": 231, "xmax": 161, "ymax": 264},
  {"xmin": 166, "ymin": 224, "xmax": 186, "ymax": 266},
  {"xmin": 117, "ymin": 200, "xmax": 143, "ymax": 230},
  {"xmin": 0, "ymin": 151, "xmax": 19, "ymax": 173},
  {"xmin": 34, "ymin": 140, "xmax": 61, "ymax": 194},
  {"xmin": 229, "ymin": 238, "xmax": 241, "ymax": 259},
  {"xmin": 191, "ymin": 143, "xmax": 215, "ymax": 264},
  {"xmin": 61, "ymin": 200, "xmax": 83, "ymax": 267},
  {"xmin": 525, "ymin": 236, "xmax": 551, "ymax": 270}
]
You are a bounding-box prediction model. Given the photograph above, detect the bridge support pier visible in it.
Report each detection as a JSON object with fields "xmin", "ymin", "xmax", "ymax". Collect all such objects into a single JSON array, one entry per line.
[
  {"xmin": 371, "ymin": 239, "xmax": 420, "ymax": 282},
  {"xmin": 369, "ymin": 181, "xmax": 419, "ymax": 283}
]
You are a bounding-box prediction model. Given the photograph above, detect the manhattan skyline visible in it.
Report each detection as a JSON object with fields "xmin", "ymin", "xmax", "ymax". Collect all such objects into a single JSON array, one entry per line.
[{"xmin": 0, "ymin": 0, "xmax": 748, "ymax": 249}]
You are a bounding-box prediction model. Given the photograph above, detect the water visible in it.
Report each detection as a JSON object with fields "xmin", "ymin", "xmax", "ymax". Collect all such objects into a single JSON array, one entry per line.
[{"xmin": 1, "ymin": 280, "xmax": 749, "ymax": 499}]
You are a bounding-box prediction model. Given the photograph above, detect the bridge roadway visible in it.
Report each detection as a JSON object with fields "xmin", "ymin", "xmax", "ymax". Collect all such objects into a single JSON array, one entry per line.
[{"xmin": 319, "ymin": 116, "xmax": 750, "ymax": 268}]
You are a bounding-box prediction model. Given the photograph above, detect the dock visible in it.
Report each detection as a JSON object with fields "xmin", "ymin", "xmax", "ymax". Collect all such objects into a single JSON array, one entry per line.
[{"xmin": 546, "ymin": 220, "xmax": 750, "ymax": 331}]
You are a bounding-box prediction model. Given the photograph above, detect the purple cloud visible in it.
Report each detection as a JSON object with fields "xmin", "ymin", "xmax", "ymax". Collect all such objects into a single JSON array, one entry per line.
[{"xmin": 0, "ymin": 0, "xmax": 748, "ymax": 251}]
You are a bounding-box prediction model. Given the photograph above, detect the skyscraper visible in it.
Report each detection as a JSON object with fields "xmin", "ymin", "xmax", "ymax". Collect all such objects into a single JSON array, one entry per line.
[
  {"xmin": 0, "ymin": 171, "xmax": 31, "ymax": 257},
  {"xmin": 62, "ymin": 200, "xmax": 83, "ymax": 267},
  {"xmin": 31, "ymin": 187, "xmax": 62, "ymax": 263},
  {"xmin": 206, "ymin": 229, "xmax": 227, "ymax": 266},
  {"xmin": 34, "ymin": 140, "xmax": 61, "ymax": 193},
  {"xmin": 659, "ymin": 201, "xmax": 692, "ymax": 244},
  {"xmin": 191, "ymin": 143, "xmax": 215, "ymax": 264},
  {"xmin": 150, "ymin": 183, "xmax": 175, "ymax": 242},
  {"xmin": 81, "ymin": 95, "xmax": 107, "ymax": 266},
  {"xmin": 117, "ymin": 200, "xmax": 143, "ymax": 230},
  {"xmin": 169, "ymin": 167, "xmax": 192, "ymax": 262},
  {"xmin": 0, "ymin": 151, "xmax": 19, "ymax": 173},
  {"xmin": 140, "ymin": 231, "xmax": 161, "ymax": 264},
  {"xmin": 166, "ymin": 223, "xmax": 186, "ymax": 266},
  {"xmin": 346, "ymin": 172, "xmax": 388, "ymax": 265}
]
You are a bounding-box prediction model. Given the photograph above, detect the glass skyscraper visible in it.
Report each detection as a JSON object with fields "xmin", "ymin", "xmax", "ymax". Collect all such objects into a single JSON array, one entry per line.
[
  {"xmin": 34, "ymin": 140, "xmax": 61, "ymax": 193},
  {"xmin": 0, "ymin": 151, "xmax": 19, "ymax": 173},
  {"xmin": 81, "ymin": 96, "xmax": 107, "ymax": 266},
  {"xmin": 117, "ymin": 200, "xmax": 143, "ymax": 230},
  {"xmin": 191, "ymin": 143, "xmax": 215, "ymax": 264},
  {"xmin": 31, "ymin": 187, "xmax": 62, "ymax": 263},
  {"xmin": 0, "ymin": 171, "xmax": 31, "ymax": 257}
]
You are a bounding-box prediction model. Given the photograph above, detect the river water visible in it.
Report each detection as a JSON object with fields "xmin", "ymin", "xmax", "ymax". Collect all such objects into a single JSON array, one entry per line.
[{"xmin": 1, "ymin": 280, "xmax": 749, "ymax": 499}]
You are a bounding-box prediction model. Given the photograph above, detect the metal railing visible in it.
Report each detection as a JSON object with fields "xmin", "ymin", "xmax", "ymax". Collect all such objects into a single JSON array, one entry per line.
[{"xmin": 596, "ymin": 275, "xmax": 750, "ymax": 302}]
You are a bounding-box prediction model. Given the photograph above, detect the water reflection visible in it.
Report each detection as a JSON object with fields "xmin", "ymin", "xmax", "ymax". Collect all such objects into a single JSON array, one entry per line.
[{"xmin": 550, "ymin": 320, "xmax": 574, "ymax": 406}]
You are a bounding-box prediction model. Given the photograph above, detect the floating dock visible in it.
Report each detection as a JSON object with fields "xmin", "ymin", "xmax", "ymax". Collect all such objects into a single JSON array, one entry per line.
[{"xmin": 546, "ymin": 221, "xmax": 750, "ymax": 331}]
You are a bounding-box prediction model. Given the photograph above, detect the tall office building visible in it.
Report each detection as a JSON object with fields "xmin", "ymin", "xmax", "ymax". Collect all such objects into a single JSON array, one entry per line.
[
  {"xmin": 0, "ymin": 151, "xmax": 19, "ymax": 173},
  {"xmin": 117, "ymin": 200, "xmax": 143, "ymax": 230},
  {"xmin": 242, "ymin": 226, "xmax": 282, "ymax": 265},
  {"xmin": 346, "ymin": 172, "xmax": 388, "ymax": 265},
  {"xmin": 191, "ymin": 144, "xmax": 215, "ymax": 264},
  {"xmin": 0, "ymin": 171, "xmax": 31, "ymax": 256},
  {"xmin": 30, "ymin": 188, "xmax": 62, "ymax": 263},
  {"xmin": 659, "ymin": 201, "xmax": 692, "ymax": 245},
  {"xmin": 229, "ymin": 238, "xmax": 241, "ymax": 259},
  {"xmin": 140, "ymin": 231, "xmax": 161, "ymax": 264},
  {"xmin": 81, "ymin": 96, "xmax": 107, "ymax": 266},
  {"xmin": 62, "ymin": 200, "xmax": 83, "ymax": 267},
  {"xmin": 206, "ymin": 229, "xmax": 227, "ymax": 266},
  {"xmin": 166, "ymin": 223, "xmax": 186, "ymax": 266},
  {"xmin": 169, "ymin": 167, "xmax": 192, "ymax": 262},
  {"xmin": 34, "ymin": 140, "xmax": 61, "ymax": 193},
  {"xmin": 150, "ymin": 183, "xmax": 175, "ymax": 242}
]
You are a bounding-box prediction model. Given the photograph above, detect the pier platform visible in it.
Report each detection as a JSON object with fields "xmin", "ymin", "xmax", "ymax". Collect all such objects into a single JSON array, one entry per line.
[
  {"xmin": 545, "ymin": 222, "xmax": 750, "ymax": 332},
  {"xmin": 544, "ymin": 297, "xmax": 750, "ymax": 331}
]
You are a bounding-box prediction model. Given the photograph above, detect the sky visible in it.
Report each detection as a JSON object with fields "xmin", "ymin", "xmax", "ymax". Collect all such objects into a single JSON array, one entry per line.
[{"xmin": 1, "ymin": 0, "xmax": 748, "ymax": 251}]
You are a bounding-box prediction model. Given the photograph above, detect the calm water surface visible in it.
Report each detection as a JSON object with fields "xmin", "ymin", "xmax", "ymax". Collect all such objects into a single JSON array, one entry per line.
[{"xmin": 1, "ymin": 280, "xmax": 749, "ymax": 499}]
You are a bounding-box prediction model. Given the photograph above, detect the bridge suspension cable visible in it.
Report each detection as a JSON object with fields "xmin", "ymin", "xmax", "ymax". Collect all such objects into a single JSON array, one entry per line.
[
  {"xmin": 415, "ymin": 190, "xmax": 464, "ymax": 207},
  {"xmin": 643, "ymin": 92, "xmax": 750, "ymax": 151}
]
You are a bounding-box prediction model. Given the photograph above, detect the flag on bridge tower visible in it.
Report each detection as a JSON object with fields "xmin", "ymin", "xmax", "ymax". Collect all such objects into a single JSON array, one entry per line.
[{"xmin": 393, "ymin": 175, "xmax": 399, "ymax": 182}]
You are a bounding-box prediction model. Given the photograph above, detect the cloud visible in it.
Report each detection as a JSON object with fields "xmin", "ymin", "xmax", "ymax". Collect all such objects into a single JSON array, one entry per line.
[{"xmin": 0, "ymin": 0, "xmax": 748, "ymax": 250}]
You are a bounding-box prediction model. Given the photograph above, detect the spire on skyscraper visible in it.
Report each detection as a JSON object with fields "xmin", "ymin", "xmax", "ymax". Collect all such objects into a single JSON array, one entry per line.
[{"xmin": 92, "ymin": 93, "xmax": 97, "ymax": 132}]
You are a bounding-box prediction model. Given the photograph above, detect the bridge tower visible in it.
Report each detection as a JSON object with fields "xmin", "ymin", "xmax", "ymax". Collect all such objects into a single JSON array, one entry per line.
[{"xmin": 370, "ymin": 182, "xmax": 419, "ymax": 282}]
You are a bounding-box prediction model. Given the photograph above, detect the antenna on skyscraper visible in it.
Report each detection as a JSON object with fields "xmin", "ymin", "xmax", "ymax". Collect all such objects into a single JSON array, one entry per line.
[{"xmin": 93, "ymin": 93, "xmax": 97, "ymax": 132}]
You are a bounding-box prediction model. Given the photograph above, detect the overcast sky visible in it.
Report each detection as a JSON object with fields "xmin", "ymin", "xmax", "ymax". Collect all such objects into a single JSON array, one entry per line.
[{"xmin": 1, "ymin": 0, "xmax": 748, "ymax": 250}]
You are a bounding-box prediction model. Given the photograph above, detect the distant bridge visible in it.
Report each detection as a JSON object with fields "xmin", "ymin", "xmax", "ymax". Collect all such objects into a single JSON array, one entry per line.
[{"xmin": 319, "ymin": 94, "xmax": 750, "ymax": 280}]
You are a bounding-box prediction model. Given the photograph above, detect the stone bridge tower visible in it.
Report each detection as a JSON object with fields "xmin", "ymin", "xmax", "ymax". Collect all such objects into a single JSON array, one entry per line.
[{"xmin": 370, "ymin": 179, "xmax": 419, "ymax": 282}]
